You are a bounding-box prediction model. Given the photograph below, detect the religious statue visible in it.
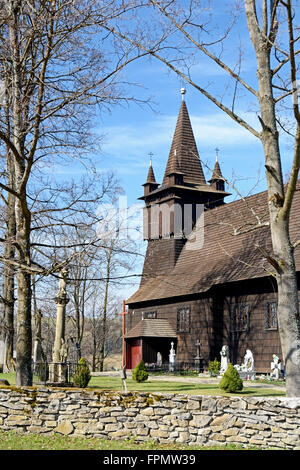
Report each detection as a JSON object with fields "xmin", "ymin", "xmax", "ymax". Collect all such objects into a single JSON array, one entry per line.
[
  {"xmin": 59, "ymin": 338, "xmax": 68, "ymax": 363},
  {"xmin": 270, "ymin": 354, "xmax": 284, "ymax": 380},
  {"xmin": 219, "ymin": 345, "xmax": 229, "ymax": 375},
  {"xmin": 55, "ymin": 268, "xmax": 69, "ymax": 304},
  {"xmin": 234, "ymin": 349, "xmax": 255, "ymax": 379},
  {"xmin": 242, "ymin": 349, "xmax": 254, "ymax": 372},
  {"xmin": 169, "ymin": 342, "xmax": 176, "ymax": 371},
  {"xmin": 157, "ymin": 352, "xmax": 162, "ymax": 367}
]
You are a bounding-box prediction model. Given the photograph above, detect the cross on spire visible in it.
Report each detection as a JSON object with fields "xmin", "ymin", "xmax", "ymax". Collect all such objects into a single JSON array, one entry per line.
[
  {"xmin": 180, "ymin": 87, "xmax": 186, "ymax": 101},
  {"xmin": 215, "ymin": 147, "xmax": 220, "ymax": 162},
  {"xmin": 148, "ymin": 152, "xmax": 154, "ymax": 166}
]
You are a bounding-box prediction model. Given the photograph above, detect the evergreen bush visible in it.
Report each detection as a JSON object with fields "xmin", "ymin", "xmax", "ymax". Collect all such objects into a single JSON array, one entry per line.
[
  {"xmin": 219, "ymin": 363, "xmax": 243, "ymax": 393},
  {"xmin": 73, "ymin": 357, "xmax": 91, "ymax": 388},
  {"xmin": 132, "ymin": 360, "xmax": 149, "ymax": 383},
  {"xmin": 208, "ymin": 358, "xmax": 221, "ymax": 376}
]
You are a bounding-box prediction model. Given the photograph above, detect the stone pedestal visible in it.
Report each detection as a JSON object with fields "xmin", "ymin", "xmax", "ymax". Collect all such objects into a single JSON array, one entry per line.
[{"xmin": 194, "ymin": 356, "xmax": 204, "ymax": 373}]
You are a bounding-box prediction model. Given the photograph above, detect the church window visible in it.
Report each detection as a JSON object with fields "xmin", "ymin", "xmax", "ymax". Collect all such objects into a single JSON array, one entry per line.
[
  {"xmin": 177, "ymin": 306, "xmax": 190, "ymax": 333},
  {"xmin": 231, "ymin": 304, "xmax": 249, "ymax": 332},
  {"xmin": 265, "ymin": 301, "xmax": 278, "ymax": 330}
]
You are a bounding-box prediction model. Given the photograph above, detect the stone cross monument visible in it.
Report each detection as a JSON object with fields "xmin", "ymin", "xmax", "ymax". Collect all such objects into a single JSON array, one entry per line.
[
  {"xmin": 194, "ymin": 339, "xmax": 203, "ymax": 373},
  {"xmin": 49, "ymin": 268, "xmax": 69, "ymax": 383}
]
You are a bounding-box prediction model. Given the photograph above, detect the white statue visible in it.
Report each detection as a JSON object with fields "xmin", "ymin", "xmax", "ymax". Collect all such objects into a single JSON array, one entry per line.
[
  {"xmin": 169, "ymin": 342, "xmax": 176, "ymax": 363},
  {"xmin": 157, "ymin": 352, "xmax": 162, "ymax": 367},
  {"xmin": 270, "ymin": 354, "xmax": 283, "ymax": 380},
  {"xmin": 242, "ymin": 349, "xmax": 254, "ymax": 372},
  {"xmin": 169, "ymin": 342, "xmax": 176, "ymax": 371},
  {"xmin": 234, "ymin": 349, "xmax": 255, "ymax": 379},
  {"xmin": 219, "ymin": 345, "xmax": 229, "ymax": 375}
]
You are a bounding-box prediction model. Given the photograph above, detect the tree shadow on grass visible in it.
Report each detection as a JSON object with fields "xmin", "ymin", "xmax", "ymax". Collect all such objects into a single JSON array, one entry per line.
[{"xmin": 88, "ymin": 379, "xmax": 285, "ymax": 397}]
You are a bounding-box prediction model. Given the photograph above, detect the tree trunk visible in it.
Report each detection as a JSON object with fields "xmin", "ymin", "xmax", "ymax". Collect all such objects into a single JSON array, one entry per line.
[
  {"xmin": 2, "ymin": 190, "xmax": 16, "ymax": 372},
  {"xmin": 8, "ymin": 2, "xmax": 33, "ymax": 386},
  {"xmin": 2, "ymin": 74, "xmax": 16, "ymax": 372},
  {"xmin": 245, "ymin": 0, "xmax": 300, "ymax": 396},
  {"xmin": 15, "ymin": 266, "xmax": 32, "ymax": 386},
  {"xmin": 14, "ymin": 197, "xmax": 32, "ymax": 385},
  {"xmin": 269, "ymin": 211, "xmax": 300, "ymax": 396},
  {"xmin": 99, "ymin": 245, "xmax": 113, "ymax": 372},
  {"xmin": 98, "ymin": 278, "xmax": 109, "ymax": 372}
]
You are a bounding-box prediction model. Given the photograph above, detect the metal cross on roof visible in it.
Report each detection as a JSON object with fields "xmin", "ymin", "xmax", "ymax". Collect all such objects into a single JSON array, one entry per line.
[
  {"xmin": 180, "ymin": 87, "xmax": 186, "ymax": 100},
  {"xmin": 148, "ymin": 152, "xmax": 154, "ymax": 166}
]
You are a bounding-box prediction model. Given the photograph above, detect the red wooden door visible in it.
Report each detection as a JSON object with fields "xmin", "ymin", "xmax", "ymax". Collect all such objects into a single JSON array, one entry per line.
[{"xmin": 130, "ymin": 339, "xmax": 142, "ymax": 369}]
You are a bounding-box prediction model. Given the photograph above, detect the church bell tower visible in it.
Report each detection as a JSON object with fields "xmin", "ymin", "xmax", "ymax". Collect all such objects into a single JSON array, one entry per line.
[{"xmin": 139, "ymin": 89, "xmax": 230, "ymax": 284}]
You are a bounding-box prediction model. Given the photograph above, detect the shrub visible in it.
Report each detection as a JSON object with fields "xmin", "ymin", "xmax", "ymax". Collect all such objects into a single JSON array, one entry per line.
[
  {"xmin": 219, "ymin": 363, "xmax": 243, "ymax": 393},
  {"xmin": 73, "ymin": 357, "xmax": 91, "ymax": 388},
  {"xmin": 132, "ymin": 360, "xmax": 149, "ymax": 383},
  {"xmin": 208, "ymin": 358, "xmax": 221, "ymax": 376}
]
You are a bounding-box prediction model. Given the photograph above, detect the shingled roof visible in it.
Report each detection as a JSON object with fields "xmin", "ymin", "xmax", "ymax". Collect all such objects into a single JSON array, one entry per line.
[
  {"xmin": 124, "ymin": 319, "xmax": 177, "ymax": 338},
  {"xmin": 209, "ymin": 159, "xmax": 224, "ymax": 182},
  {"xmin": 127, "ymin": 184, "xmax": 300, "ymax": 305},
  {"xmin": 162, "ymin": 98, "xmax": 206, "ymax": 186},
  {"xmin": 145, "ymin": 163, "xmax": 157, "ymax": 184}
]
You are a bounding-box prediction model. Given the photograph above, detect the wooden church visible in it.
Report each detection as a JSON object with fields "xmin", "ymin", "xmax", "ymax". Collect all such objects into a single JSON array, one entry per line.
[{"xmin": 125, "ymin": 89, "xmax": 300, "ymax": 373}]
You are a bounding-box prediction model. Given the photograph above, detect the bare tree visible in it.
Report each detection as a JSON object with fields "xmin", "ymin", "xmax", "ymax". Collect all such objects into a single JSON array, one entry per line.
[
  {"xmin": 106, "ymin": 0, "xmax": 300, "ymax": 396},
  {"xmin": 1, "ymin": 157, "xmax": 16, "ymax": 371},
  {"xmin": 0, "ymin": 0, "xmax": 147, "ymax": 385}
]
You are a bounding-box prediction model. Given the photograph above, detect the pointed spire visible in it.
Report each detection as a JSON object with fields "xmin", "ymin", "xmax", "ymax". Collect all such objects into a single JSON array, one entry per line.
[
  {"xmin": 162, "ymin": 90, "xmax": 206, "ymax": 186},
  {"xmin": 209, "ymin": 149, "xmax": 225, "ymax": 191},
  {"xmin": 146, "ymin": 162, "xmax": 157, "ymax": 184},
  {"xmin": 210, "ymin": 148, "xmax": 223, "ymax": 180},
  {"xmin": 143, "ymin": 153, "xmax": 159, "ymax": 196},
  {"xmin": 145, "ymin": 152, "xmax": 157, "ymax": 183},
  {"xmin": 211, "ymin": 161, "xmax": 223, "ymax": 180}
]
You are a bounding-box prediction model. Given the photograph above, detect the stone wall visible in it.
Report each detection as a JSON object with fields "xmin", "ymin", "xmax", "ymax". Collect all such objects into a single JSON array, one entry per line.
[{"xmin": 0, "ymin": 386, "xmax": 300, "ymax": 449}]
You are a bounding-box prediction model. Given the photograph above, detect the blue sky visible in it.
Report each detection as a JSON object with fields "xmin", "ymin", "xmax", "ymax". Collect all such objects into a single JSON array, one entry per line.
[
  {"xmin": 45, "ymin": 2, "xmax": 297, "ymax": 301},
  {"xmin": 92, "ymin": 0, "xmax": 297, "ymax": 212},
  {"xmin": 95, "ymin": 59, "xmax": 287, "ymax": 208},
  {"xmin": 50, "ymin": 1, "xmax": 296, "ymax": 211}
]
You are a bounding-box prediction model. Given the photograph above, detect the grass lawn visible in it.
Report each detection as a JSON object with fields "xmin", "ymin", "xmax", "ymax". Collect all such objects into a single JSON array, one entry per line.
[
  {"xmin": 0, "ymin": 430, "xmax": 260, "ymax": 451},
  {"xmin": 0, "ymin": 371, "xmax": 286, "ymax": 397}
]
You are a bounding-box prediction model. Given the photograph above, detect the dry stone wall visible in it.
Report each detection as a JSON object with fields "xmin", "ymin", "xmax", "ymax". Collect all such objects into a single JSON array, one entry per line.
[{"xmin": 0, "ymin": 386, "xmax": 300, "ymax": 449}]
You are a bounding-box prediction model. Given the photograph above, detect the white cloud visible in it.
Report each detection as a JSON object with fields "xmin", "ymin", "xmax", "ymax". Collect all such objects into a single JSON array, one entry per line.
[
  {"xmin": 191, "ymin": 112, "xmax": 259, "ymax": 146},
  {"xmin": 100, "ymin": 109, "xmax": 259, "ymax": 166}
]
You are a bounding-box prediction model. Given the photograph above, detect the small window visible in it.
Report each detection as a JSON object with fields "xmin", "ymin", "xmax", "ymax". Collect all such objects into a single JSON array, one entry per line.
[
  {"xmin": 265, "ymin": 301, "xmax": 278, "ymax": 330},
  {"xmin": 177, "ymin": 306, "xmax": 190, "ymax": 333},
  {"xmin": 231, "ymin": 304, "xmax": 249, "ymax": 332},
  {"xmin": 144, "ymin": 311, "xmax": 157, "ymax": 319}
]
